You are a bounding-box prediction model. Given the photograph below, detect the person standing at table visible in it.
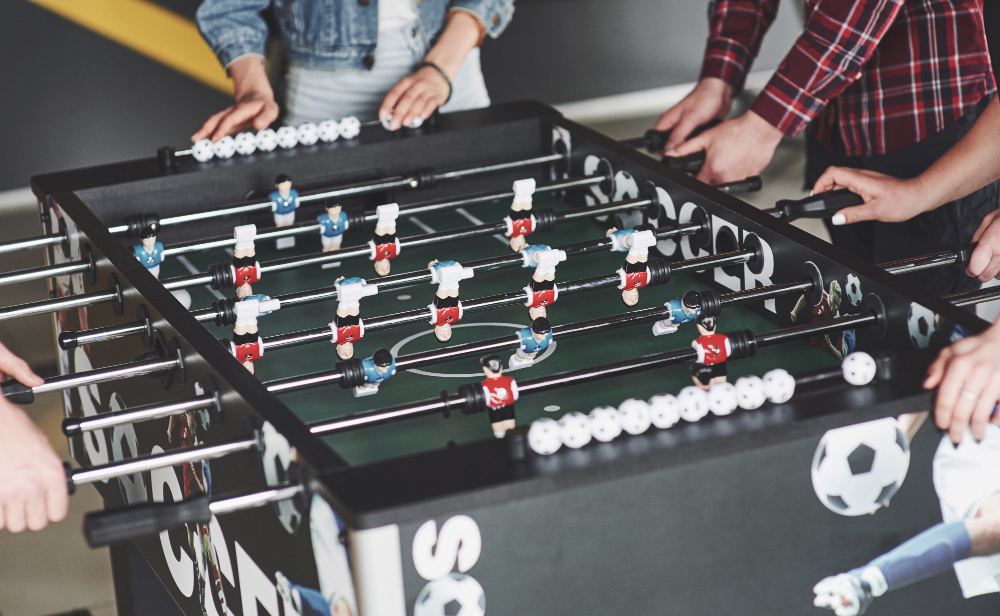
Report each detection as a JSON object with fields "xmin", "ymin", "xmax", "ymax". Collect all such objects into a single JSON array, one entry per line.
[{"xmin": 656, "ymin": 0, "xmax": 998, "ymax": 297}]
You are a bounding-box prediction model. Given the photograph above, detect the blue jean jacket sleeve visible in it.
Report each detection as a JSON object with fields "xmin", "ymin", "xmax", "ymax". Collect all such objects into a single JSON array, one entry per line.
[
  {"xmin": 449, "ymin": 0, "xmax": 515, "ymax": 38},
  {"xmin": 196, "ymin": 0, "xmax": 272, "ymax": 70}
]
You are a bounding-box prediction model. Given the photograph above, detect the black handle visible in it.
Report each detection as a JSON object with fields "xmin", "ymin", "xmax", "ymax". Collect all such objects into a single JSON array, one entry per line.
[
  {"xmin": 636, "ymin": 119, "xmax": 723, "ymax": 153},
  {"xmin": 2, "ymin": 379, "xmax": 34, "ymax": 404},
  {"xmin": 774, "ymin": 189, "xmax": 864, "ymax": 222},
  {"xmin": 83, "ymin": 495, "xmax": 211, "ymax": 548},
  {"xmin": 716, "ymin": 176, "xmax": 763, "ymax": 194},
  {"xmin": 661, "ymin": 151, "xmax": 706, "ymax": 174}
]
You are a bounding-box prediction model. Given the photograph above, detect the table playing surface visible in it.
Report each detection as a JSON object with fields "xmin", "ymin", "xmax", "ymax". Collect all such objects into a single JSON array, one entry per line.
[{"xmin": 157, "ymin": 192, "xmax": 840, "ymax": 467}]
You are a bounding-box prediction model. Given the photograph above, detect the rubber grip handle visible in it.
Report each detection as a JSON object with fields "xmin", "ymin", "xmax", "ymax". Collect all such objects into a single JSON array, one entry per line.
[
  {"xmin": 2, "ymin": 380, "xmax": 34, "ymax": 404},
  {"xmin": 661, "ymin": 151, "xmax": 706, "ymax": 174},
  {"xmin": 83, "ymin": 495, "xmax": 211, "ymax": 548},
  {"xmin": 775, "ymin": 189, "xmax": 864, "ymax": 222},
  {"xmin": 716, "ymin": 176, "xmax": 763, "ymax": 194},
  {"xmin": 642, "ymin": 119, "xmax": 722, "ymax": 152}
]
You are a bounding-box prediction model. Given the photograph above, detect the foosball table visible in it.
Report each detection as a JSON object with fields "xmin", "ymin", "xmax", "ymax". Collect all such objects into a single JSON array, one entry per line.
[{"xmin": 3, "ymin": 101, "xmax": 998, "ymax": 616}]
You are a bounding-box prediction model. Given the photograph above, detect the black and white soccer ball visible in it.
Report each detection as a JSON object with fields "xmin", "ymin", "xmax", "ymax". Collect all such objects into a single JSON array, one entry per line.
[
  {"xmin": 845, "ymin": 274, "xmax": 862, "ymax": 307},
  {"xmin": 907, "ymin": 302, "xmax": 937, "ymax": 349},
  {"xmin": 414, "ymin": 573, "xmax": 485, "ymax": 616},
  {"xmin": 811, "ymin": 417, "xmax": 910, "ymax": 516}
]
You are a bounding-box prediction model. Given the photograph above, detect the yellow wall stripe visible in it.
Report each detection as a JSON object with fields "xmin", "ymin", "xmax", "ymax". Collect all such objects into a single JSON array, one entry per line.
[{"xmin": 27, "ymin": 0, "xmax": 234, "ymax": 95}]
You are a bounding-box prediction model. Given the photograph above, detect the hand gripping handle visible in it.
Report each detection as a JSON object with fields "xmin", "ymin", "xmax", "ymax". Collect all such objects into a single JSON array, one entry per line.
[
  {"xmin": 83, "ymin": 495, "xmax": 211, "ymax": 548},
  {"xmin": 775, "ymin": 189, "xmax": 864, "ymax": 222}
]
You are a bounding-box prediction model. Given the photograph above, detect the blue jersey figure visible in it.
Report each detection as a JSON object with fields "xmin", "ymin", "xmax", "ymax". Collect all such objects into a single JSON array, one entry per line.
[
  {"xmin": 607, "ymin": 229, "xmax": 637, "ymax": 252},
  {"xmin": 271, "ymin": 173, "xmax": 300, "ymax": 249},
  {"xmin": 653, "ymin": 291, "xmax": 703, "ymax": 336},
  {"xmin": 519, "ymin": 244, "xmax": 550, "ymax": 264},
  {"xmin": 354, "ymin": 348, "xmax": 396, "ymax": 397},
  {"xmin": 318, "ymin": 200, "xmax": 350, "ymax": 252},
  {"xmin": 509, "ymin": 317, "xmax": 553, "ymax": 369},
  {"xmin": 241, "ymin": 294, "xmax": 275, "ymax": 318},
  {"xmin": 134, "ymin": 225, "xmax": 164, "ymax": 279}
]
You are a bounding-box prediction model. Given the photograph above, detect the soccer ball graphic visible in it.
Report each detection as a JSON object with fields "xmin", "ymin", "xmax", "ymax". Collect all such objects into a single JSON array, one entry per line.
[
  {"xmin": 811, "ymin": 417, "xmax": 910, "ymax": 516},
  {"xmin": 907, "ymin": 302, "xmax": 937, "ymax": 349},
  {"xmin": 845, "ymin": 274, "xmax": 862, "ymax": 307},
  {"xmin": 414, "ymin": 573, "xmax": 485, "ymax": 616}
]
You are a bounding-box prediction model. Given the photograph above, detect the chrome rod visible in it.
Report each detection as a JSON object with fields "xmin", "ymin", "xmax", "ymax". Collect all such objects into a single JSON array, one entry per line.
[
  {"xmin": 209, "ymin": 485, "xmax": 304, "ymax": 515},
  {"xmin": 880, "ymin": 251, "xmax": 959, "ymax": 274},
  {"xmin": 71, "ymin": 439, "xmax": 255, "ymax": 486},
  {"xmin": 63, "ymin": 394, "xmax": 215, "ymax": 436},
  {"xmin": 0, "ymin": 233, "xmax": 64, "ymax": 255},
  {"xmin": 946, "ymin": 286, "xmax": 1000, "ymax": 307},
  {"xmin": 0, "ymin": 260, "xmax": 91, "ymax": 287},
  {"xmin": 33, "ymin": 357, "xmax": 178, "ymax": 395},
  {"xmin": 0, "ymin": 290, "xmax": 116, "ymax": 322}
]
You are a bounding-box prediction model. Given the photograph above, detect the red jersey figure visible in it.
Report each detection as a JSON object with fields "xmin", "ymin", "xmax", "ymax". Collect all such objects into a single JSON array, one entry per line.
[
  {"xmin": 480, "ymin": 355, "xmax": 518, "ymax": 438},
  {"xmin": 691, "ymin": 315, "xmax": 732, "ymax": 390}
]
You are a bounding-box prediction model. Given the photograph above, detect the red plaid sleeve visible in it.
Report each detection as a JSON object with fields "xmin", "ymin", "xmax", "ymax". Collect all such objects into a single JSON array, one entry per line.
[
  {"xmin": 699, "ymin": 0, "xmax": 779, "ymax": 95},
  {"xmin": 750, "ymin": 0, "xmax": 904, "ymax": 137}
]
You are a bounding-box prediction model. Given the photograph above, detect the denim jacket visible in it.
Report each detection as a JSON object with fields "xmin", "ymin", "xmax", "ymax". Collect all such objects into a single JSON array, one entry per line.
[{"xmin": 197, "ymin": 0, "xmax": 515, "ymax": 72}]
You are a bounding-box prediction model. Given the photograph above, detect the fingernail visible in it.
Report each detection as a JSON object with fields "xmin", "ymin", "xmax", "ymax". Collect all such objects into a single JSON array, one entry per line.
[
  {"xmin": 831, "ymin": 214, "xmax": 846, "ymax": 226},
  {"xmin": 809, "ymin": 189, "xmax": 814, "ymax": 196}
]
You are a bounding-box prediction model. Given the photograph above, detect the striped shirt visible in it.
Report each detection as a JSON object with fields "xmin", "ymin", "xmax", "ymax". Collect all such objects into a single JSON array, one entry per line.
[{"xmin": 701, "ymin": 0, "xmax": 995, "ymax": 155}]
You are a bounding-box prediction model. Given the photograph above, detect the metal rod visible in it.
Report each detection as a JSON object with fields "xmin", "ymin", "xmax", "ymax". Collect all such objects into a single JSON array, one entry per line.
[
  {"xmin": 0, "ymin": 290, "xmax": 116, "ymax": 322},
  {"xmin": 0, "ymin": 260, "xmax": 92, "ymax": 287},
  {"xmin": 63, "ymin": 394, "xmax": 215, "ymax": 436},
  {"xmin": 107, "ymin": 152, "xmax": 566, "ymax": 235},
  {"xmin": 163, "ymin": 224, "xmax": 321, "ymax": 257},
  {"xmin": 70, "ymin": 439, "xmax": 255, "ymax": 486},
  {"xmin": 63, "ymin": 322, "xmax": 148, "ymax": 348},
  {"xmin": 670, "ymin": 250, "xmax": 750, "ymax": 276},
  {"xmin": 307, "ymin": 310, "xmax": 880, "ymax": 435},
  {"xmin": 719, "ymin": 280, "xmax": 812, "ymax": 307},
  {"xmin": 0, "ymin": 233, "xmax": 64, "ymax": 255},
  {"xmin": 946, "ymin": 286, "xmax": 1000, "ymax": 307},
  {"xmin": 32, "ymin": 356, "xmax": 179, "ymax": 395},
  {"xmin": 880, "ymin": 251, "xmax": 958, "ymax": 274},
  {"xmin": 209, "ymin": 485, "xmax": 304, "ymax": 515}
]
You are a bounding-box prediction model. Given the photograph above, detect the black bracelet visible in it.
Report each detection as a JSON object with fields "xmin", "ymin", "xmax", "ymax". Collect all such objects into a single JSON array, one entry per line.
[{"xmin": 416, "ymin": 61, "xmax": 452, "ymax": 104}]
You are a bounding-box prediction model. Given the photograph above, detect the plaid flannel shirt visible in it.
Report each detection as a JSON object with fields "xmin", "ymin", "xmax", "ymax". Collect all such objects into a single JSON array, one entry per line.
[{"xmin": 701, "ymin": 0, "xmax": 995, "ymax": 156}]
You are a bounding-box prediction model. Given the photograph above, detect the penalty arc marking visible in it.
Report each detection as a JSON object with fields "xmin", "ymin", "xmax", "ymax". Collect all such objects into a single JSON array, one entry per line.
[{"xmin": 390, "ymin": 322, "xmax": 558, "ymax": 378}]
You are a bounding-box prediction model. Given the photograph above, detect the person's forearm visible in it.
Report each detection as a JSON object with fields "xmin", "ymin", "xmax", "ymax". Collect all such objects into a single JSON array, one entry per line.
[
  {"xmin": 915, "ymin": 95, "xmax": 1000, "ymax": 213},
  {"xmin": 228, "ymin": 55, "xmax": 270, "ymax": 101},
  {"xmin": 423, "ymin": 11, "xmax": 482, "ymax": 80}
]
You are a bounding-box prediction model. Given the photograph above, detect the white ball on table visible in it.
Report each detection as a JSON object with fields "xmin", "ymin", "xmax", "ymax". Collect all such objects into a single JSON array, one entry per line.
[
  {"xmin": 708, "ymin": 382, "xmax": 738, "ymax": 416},
  {"xmin": 649, "ymin": 394, "xmax": 680, "ymax": 429},
  {"xmin": 191, "ymin": 139, "xmax": 215, "ymax": 162},
  {"xmin": 763, "ymin": 368, "xmax": 796, "ymax": 403},
  {"xmin": 212, "ymin": 135, "xmax": 236, "ymax": 159},
  {"xmin": 339, "ymin": 116, "xmax": 361, "ymax": 139},
  {"xmin": 318, "ymin": 120, "xmax": 340, "ymax": 143},
  {"xmin": 618, "ymin": 398, "xmax": 652, "ymax": 435},
  {"xmin": 255, "ymin": 128, "xmax": 277, "ymax": 152},
  {"xmin": 276, "ymin": 126, "xmax": 299, "ymax": 149},
  {"xmin": 841, "ymin": 352, "xmax": 877, "ymax": 386},
  {"xmin": 527, "ymin": 418, "xmax": 562, "ymax": 455},
  {"xmin": 589, "ymin": 406, "xmax": 622, "ymax": 442},
  {"xmin": 234, "ymin": 132, "xmax": 257, "ymax": 156},
  {"xmin": 735, "ymin": 376, "xmax": 767, "ymax": 410},
  {"xmin": 296, "ymin": 122, "xmax": 319, "ymax": 146},
  {"xmin": 558, "ymin": 412, "xmax": 592, "ymax": 449},
  {"xmin": 678, "ymin": 386, "xmax": 710, "ymax": 422}
]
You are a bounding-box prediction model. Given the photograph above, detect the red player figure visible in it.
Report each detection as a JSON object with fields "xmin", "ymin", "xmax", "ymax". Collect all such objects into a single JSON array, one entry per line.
[
  {"xmin": 330, "ymin": 277, "xmax": 378, "ymax": 359},
  {"xmin": 610, "ymin": 228, "xmax": 657, "ymax": 306},
  {"xmin": 427, "ymin": 260, "xmax": 474, "ymax": 342},
  {"xmin": 790, "ymin": 279, "xmax": 845, "ymax": 360},
  {"xmin": 231, "ymin": 296, "xmax": 280, "ymax": 375},
  {"xmin": 690, "ymin": 315, "xmax": 731, "ymax": 390},
  {"xmin": 232, "ymin": 224, "xmax": 261, "ymax": 298},
  {"xmin": 504, "ymin": 179, "xmax": 536, "ymax": 252},
  {"xmin": 369, "ymin": 203, "xmax": 400, "ymax": 277},
  {"xmin": 167, "ymin": 410, "xmax": 231, "ymax": 616},
  {"xmin": 480, "ymin": 355, "xmax": 519, "ymax": 438},
  {"xmin": 520, "ymin": 245, "xmax": 567, "ymax": 320}
]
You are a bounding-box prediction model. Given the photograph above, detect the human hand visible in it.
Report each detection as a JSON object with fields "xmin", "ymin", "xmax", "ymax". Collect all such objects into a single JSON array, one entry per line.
[
  {"xmin": 812, "ymin": 167, "xmax": 931, "ymax": 226},
  {"xmin": 0, "ymin": 342, "xmax": 43, "ymax": 389},
  {"xmin": 192, "ymin": 56, "xmax": 279, "ymax": 142},
  {"xmin": 924, "ymin": 322, "xmax": 1000, "ymax": 443},
  {"xmin": 967, "ymin": 209, "xmax": 1000, "ymax": 282},
  {"xmin": 667, "ymin": 111, "xmax": 783, "ymax": 185},
  {"xmin": 655, "ymin": 78, "xmax": 734, "ymax": 153},
  {"xmin": 379, "ymin": 66, "xmax": 451, "ymax": 131}
]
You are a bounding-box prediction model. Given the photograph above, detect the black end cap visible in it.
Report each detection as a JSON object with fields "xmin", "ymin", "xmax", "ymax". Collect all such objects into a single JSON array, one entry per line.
[
  {"xmin": 647, "ymin": 259, "xmax": 672, "ymax": 286},
  {"xmin": 534, "ymin": 208, "xmax": 557, "ymax": 233},
  {"xmin": 335, "ymin": 358, "xmax": 365, "ymax": 389},
  {"xmin": 725, "ymin": 330, "xmax": 758, "ymax": 360},
  {"xmin": 457, "ymin": 383, "xmax": 486, "ymax": 415},
  {"xmin": 697, "ymin": 289, "xmax": 722, "ymax": 318}
]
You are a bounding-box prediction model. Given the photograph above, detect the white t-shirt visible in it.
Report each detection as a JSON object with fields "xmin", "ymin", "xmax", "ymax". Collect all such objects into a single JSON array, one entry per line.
[{"xmin": 379, "ymin": 0, "xmax": 419, "ymax": 31}]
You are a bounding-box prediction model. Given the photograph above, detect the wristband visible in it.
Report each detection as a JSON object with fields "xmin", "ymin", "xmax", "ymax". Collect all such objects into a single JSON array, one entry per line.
[{"xmin": 416, "ymin": 61, "xmax": 453, "ymax": 104}]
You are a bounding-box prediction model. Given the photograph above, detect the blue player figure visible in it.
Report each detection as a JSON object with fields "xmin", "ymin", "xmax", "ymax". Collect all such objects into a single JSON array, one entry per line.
[
  {"xmin": 270, "ymin": 173, "xmax": 299, "ymax": 249},
  {"xmin": 509, "ymin": 317, "xmax": 553, "ymax": 369},
  {"xmin": 354, "ymin": 348, "xmax": 396, "ymax": 397},
  {"xmin": 318, "ymin": 199, "xmax": 349, "ymax": 253},
  {"xmin": 652, "ymin": 291, "xmax": 703, "ymax": 336},
  {"xmin": 134, "ymin": 225, "xmax": 164, "ymax": 279}
]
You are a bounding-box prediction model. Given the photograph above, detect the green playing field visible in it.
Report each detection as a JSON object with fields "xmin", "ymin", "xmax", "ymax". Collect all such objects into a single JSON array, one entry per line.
[{"xmin": 155, "ymin": 192, "xmax": 840, "ymax": 467}]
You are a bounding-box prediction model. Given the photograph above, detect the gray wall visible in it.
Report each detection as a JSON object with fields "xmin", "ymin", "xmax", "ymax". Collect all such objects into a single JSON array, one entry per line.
[{"xmin": 0, "ymin": 1, "xmax": 804, "ymax": 192}]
